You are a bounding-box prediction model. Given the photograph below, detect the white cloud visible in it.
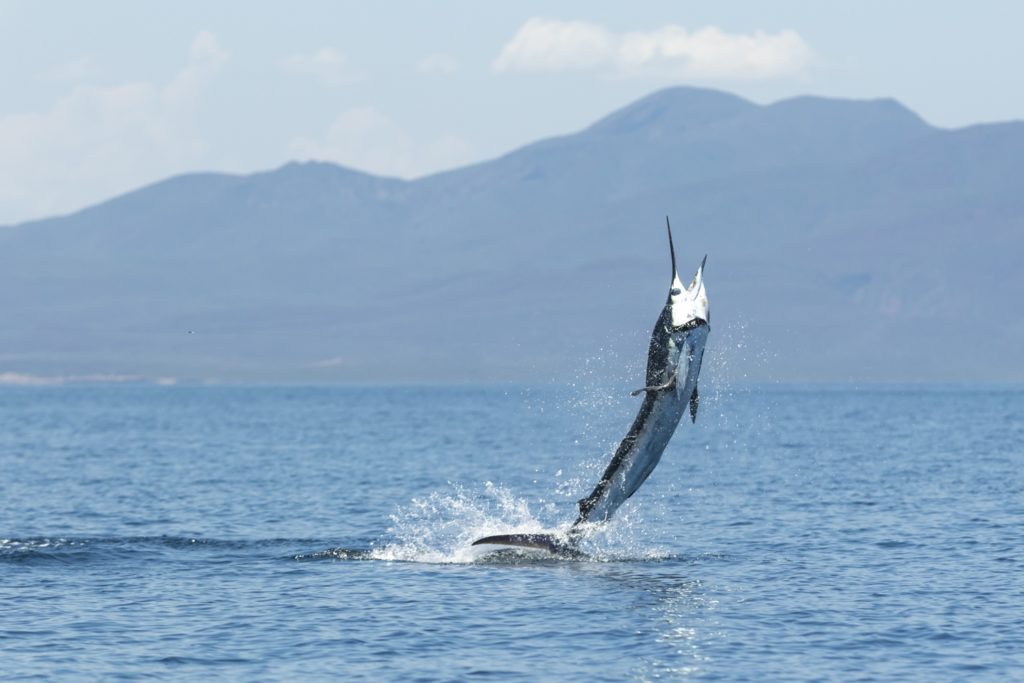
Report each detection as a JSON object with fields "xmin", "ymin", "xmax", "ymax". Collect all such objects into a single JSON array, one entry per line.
[
  {"xmin": 288, "ymin": 106, "xmax": 474, "ymax": 179},
  {"xmin": 493, "ymin": 18, "xmax": 813, "ymax": 78},
  {"xmin": 164, "ymin": 30, "xmax": 228, "ymax": 104},
  {"xmin": 618, "ymin": 25, "xmax": 811, "ymax": 77},
  {"xmin": 416, "ymin": 53, "xmax": 459, "ymax": 75},
  {"xmin": 282, "ymin": 47, "xmax": 363, "ymax": 86},
  {"xmin": 493, "ymin": 18, "xmax": 613, "ymax": 72},
  {"xmin": 0, "ymin": 31, "xmax": 227, "ymax": 225}
]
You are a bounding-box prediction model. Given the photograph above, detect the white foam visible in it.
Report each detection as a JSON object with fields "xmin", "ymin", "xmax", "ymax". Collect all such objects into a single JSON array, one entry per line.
[
  {"xmin": 370, "ymin": 481, "xmax": 674, "ymax": 564},
  {"xmin": 371, "ymin": 482, "xmax": 556, "ymax": 563}
]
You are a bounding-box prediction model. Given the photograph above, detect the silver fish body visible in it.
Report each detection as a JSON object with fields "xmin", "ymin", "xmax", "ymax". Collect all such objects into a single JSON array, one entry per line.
[
  {"xmin": 573, "ymin": 319, "xmax": 707, "ymax": 526},
  {"xmin": 472, "ymin": 218, "xmax": 709, "ymax": 554},
  {"xmin": 572, "ymin": 220, "xmax": 709, "ymax": 530}
]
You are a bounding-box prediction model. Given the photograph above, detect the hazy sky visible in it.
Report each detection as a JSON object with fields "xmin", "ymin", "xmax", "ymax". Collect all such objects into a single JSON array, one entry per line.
[{"xmin": 1, "ymin": 1, "xmax": 1022, "ymax": 225}]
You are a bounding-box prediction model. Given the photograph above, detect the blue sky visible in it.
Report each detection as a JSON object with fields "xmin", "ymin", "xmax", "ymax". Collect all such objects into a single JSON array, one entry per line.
[{"xmin": 1, "ymin": 0, "xmax": 1022, "ymax": 224}]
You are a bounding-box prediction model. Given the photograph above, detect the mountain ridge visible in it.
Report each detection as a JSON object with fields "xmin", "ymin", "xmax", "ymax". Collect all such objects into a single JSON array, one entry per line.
[{"xmin": 2, "ymin": 86, "xmax": 1021, "ymax": 383}]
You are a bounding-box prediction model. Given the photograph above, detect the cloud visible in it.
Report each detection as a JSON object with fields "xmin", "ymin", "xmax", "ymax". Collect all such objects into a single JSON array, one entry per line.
[
  {"xmin": 164, "ymin": 30, "xmax": 228, "ymax": 104},
  {"xmin": 0, "ymin": 31, "xmax": 227, "ymax": 225},
  {"xmin": 416, "ymin": 53, "xmax": 459, "ymax": 75},
  {"xmin": 494, "ymin": 18, "xmax": 613, "ymax": 72},
  {"xmin": 493, "ymin": 18, "xmax": 813, "ymax": 78},
  {"xmin": 282, "ymin": 47, "xmax": 363, "ymax": 86},
  {"xmin": 288, "ymin": 106, "xmax": 474, "ymax": 179}
]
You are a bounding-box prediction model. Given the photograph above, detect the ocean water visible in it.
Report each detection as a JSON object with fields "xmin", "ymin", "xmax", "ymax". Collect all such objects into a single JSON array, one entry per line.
[{"xmin": 1, "ymin": 383, "xmax": 1021, "ymax": 681}]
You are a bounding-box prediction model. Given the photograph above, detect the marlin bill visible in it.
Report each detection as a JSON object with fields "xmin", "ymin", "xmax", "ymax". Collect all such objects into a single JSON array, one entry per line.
[{"xmin": 473, "ymin": 218, "xmax": 710, "ymax": 555}]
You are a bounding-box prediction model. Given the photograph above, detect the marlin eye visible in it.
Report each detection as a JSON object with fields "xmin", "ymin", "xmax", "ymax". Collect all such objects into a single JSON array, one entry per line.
[{"xmin": 671, "ymin": 288, "xmax": 682, "ymax": 296}]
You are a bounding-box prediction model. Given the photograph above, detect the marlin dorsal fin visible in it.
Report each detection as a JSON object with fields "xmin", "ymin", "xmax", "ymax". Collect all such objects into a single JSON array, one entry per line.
[{"xmin": 666, "ymin": 216, "xmax": 678, "ymax": 281}]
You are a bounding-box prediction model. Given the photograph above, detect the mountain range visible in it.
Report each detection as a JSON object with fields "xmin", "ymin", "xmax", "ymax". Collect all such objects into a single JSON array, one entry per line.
[{"xmin": 2, "ymin": 86, "xmax": 1021, "ymax": 383}]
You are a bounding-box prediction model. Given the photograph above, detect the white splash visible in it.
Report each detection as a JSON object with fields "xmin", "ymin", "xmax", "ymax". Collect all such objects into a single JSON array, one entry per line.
[
  {"xmin": 371, "ymin": 482, "xmax": 555, "ymax": 563},
  {"xmin": 370, "ymin": 480, "xmax": 672, "ymax": 564}
]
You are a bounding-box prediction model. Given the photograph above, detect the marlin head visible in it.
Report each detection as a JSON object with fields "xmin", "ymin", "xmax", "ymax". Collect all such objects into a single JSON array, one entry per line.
[{"xmin": 665, "ymin": 217, "xmax": 709, "ymax": 329}]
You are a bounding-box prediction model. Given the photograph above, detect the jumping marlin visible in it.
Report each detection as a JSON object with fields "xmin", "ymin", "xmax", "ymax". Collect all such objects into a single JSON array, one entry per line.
[{"xmin": 473, "ymin": 218, "xmax": 710, "ymax": 555}]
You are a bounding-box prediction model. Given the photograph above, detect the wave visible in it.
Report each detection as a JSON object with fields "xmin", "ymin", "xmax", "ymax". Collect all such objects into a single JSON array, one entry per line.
[{"xmin": 0, "ymin": 536, "xmax": 320, "ymax": 566}]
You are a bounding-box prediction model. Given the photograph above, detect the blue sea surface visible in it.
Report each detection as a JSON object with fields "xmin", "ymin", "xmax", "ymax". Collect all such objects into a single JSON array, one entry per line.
[{"xmin": 1, "ymin": 384, "xmax": 1021, "ymax": 680}]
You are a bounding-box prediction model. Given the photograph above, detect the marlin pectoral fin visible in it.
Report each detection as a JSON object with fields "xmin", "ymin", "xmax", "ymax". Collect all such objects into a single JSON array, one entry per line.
[
  {"xmin": 689, "ymin": 385, "xmax": 699, "ymax": 423},
  {"xmin": 629, "ymin": 372, "xmax": 678, "ymax": 397}
]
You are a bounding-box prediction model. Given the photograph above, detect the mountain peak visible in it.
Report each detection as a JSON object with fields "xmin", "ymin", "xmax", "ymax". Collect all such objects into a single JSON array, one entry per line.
[
  {"xmin": 270, "ymin": 159, "xmax": 392, "ymax": 181},
  {"xmin": 587, "ymin": 86, "xmax": 756, "ymax": 135}
]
